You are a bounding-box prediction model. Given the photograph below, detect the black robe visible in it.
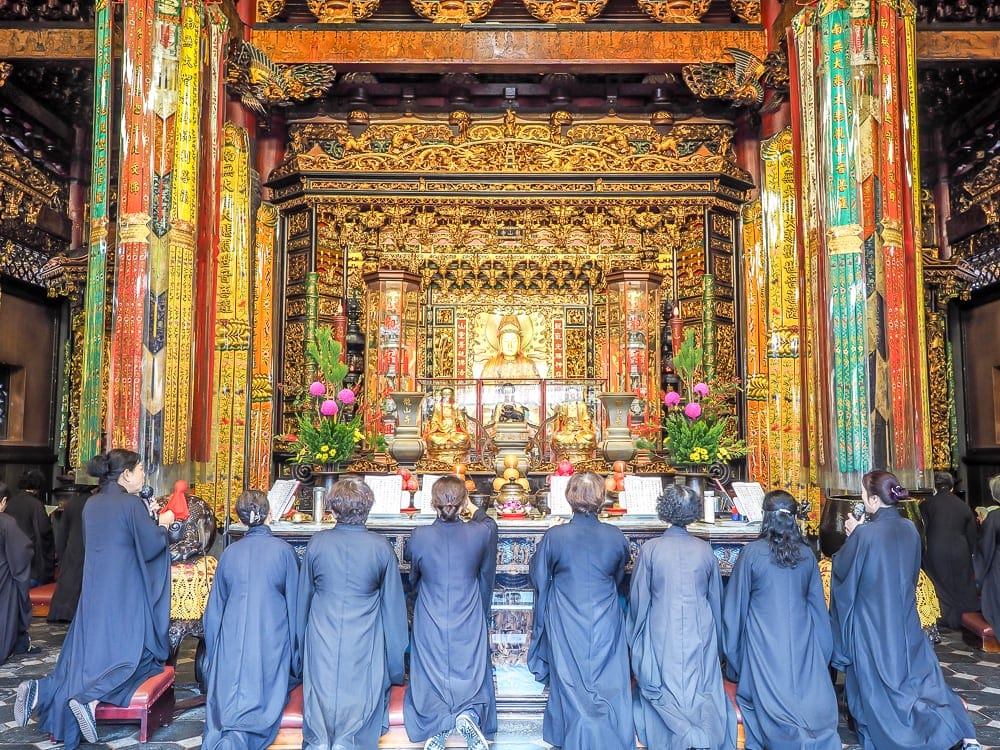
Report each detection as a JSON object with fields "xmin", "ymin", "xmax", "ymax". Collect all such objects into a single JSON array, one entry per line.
[
  {"xmin": 722, "ymin": 539, "xmax": 839, "ymax": 750},
  {"xmin": 830, "ymin": 506, "xmax": 974, "ymax": 750},
  {"xmin": 34, "ymin": 482, "xmax": 171, "ymax": 750},
  {"xmin": 47, "ymin": 490, "xmax": 88, "ymax": 622},
  {"xmin": 298, "ymin": 522, "xmax": 408, "ymax": 750},
  {"xmin": 404, "ymin": 517, "xmax": 497, "ymax": 743},
  {"xmin": 202, "ymin": 524, "xmax": 300, "ymax": 750},
  {"xmin": 0, "ymin": 512, "xmax": 32, "ymax": 663},
  {"xmin": 920, "ymin": 490, "xmax": 979, "ymax": 628},
  {"xmin": 978, "ymin": 507, "xmax": 1000, "ymax": 631},
  {"xmin": 470, "ymin": 507, "xmax": 499, "ymax": 616},
  {"xmin": 529, "ymin": 513, "xmax": 633, "ymax": 750},
  {"xmin": 4, "ymin": 490, "xmax": 55, "ymax": 585},
  {"xmin": 627, "ymin": 525, "xmax": 735, "ymax": 750}
]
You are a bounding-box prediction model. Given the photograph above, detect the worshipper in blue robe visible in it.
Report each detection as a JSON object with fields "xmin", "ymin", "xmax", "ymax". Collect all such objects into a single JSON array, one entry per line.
[
  {"xmin": 47, "ymin": 487, "xmax": 90, "ymax": 622},
  {"xmin": 529, "ymin": 471, "xmax": 633, "ymax": 750},
  {"xmin": 921, "ymin": 471, "xmax": 979, "ymax": 629},
  {"xmin": 298, "ymin": 478, "xmax": 408, "ymax": 750},
  {"xmin": 202, "ymin": 489, "xmax": 299, "ymax": 750},
  {"xmin": 977, "ymin": 475, "xmax": 1000, "ymax": 632},
  {"xmin": 0, "ymin": 482, "xmax": 33, "ymax": 664},
  {"xmin": 405, "ymin": 475, "xmax": 497, "ymax": 750},
  {"xmin": 14, "ymin": 449, "xmax": 173, "ymax": 749},
  {"xmin": 627, "ymin": 483, "xmax": 735, "ymax": 750},
  {"xmin": 465, "ymin": 497, "xmax": 498, "ymax": 618},
  {"xmin": 722, "ymin": 490, "xmax": 839, "ymax": 750},
  {"xmin": 831, "ymin": 470, "xmax": 980, "ymax": 750}
]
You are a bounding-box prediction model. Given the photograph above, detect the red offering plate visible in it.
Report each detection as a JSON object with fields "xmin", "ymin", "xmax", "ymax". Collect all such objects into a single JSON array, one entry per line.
[
  {"xmin": 605, "ymin": 507, "xmax": 627, "ymax": 516},
  {"xmin": 500, "ymin": 512, "xmax": 527, "ymax": 520}
]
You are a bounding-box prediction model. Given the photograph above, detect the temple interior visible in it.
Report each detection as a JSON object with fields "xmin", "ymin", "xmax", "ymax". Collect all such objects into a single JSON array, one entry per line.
[{"xmin": 2, "ymin": 0, "xmax": 1000, "ymax": 745}]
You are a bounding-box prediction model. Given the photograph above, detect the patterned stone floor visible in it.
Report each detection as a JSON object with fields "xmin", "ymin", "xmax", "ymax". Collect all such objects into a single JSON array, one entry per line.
[{"xmin": 1, "ymin": 621, "xmax": 998, "ymax": 749}]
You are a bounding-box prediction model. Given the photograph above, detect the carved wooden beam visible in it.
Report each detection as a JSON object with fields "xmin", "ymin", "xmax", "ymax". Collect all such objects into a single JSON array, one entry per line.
[
  {"xmin": 915, "ymin": 30, "xmax": 1000, "ymax": 61},
  {"xmin": 0, "ymin": 28, "xmax": 96, "ymax": 61},
  {"xmin": 2, "ymin": 26, "xmax": 1000, "ymax": 66},
  {"xmin": 250, "ymin": 28, "xmax": 769, "ymax": 69}
]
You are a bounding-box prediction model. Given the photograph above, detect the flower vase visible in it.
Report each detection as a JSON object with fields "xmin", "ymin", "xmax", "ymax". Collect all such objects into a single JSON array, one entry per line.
[
  {"xmin": 673, "ymin": 466, "xmax": 709, "ymax": 508},
  {"xmin": 598, "ymin": 392, "xmax": 637, "ymax": 464},
  {"xmin": 388, "ymin": 391, "xmax": 427, "ymax": 466}
]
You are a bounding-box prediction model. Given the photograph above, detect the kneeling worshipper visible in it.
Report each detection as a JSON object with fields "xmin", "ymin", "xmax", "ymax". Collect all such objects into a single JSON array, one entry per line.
[
  {"xmin": 46, "ymin": 485, "xmax": 91, "ymax": 623},
  {"xmin": 627, "ymin": 483, "xmax": 735, "ymax": 750},
  {"xmin": 831, "ymin": 470, "xmax": 981, "ymax": 750},
  {"xmin": 14, "ymin": 449, "xmax": 173, "ymax": 749},
  {"xmin": 722, "ymin": 490, "xmax": 839, "ymax": 750},
  {"xmin": 202, "ymin": 489, "xmax": 300, "ymax": 750},
  {"xmin": 404, "ymin": 475, "xmax": 497, "ymax": 750},
  {"xmin": 529, "ymin": 472, "xmax": 633, "ymax": 750},
  {"xmin": 0, "ymin": 482, "xmax": 33, "ymax": 664},
  {"xmin": 297, "ymin": 478, "xmax": 408, "ymax": 749},
  {"xmin": 977, "ymin": 475, "xmax": 1000, "ymax": 632}
]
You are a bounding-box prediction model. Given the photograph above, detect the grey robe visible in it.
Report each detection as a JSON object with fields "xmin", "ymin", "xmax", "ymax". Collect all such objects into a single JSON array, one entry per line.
[
  {"xmin": 529, "ymin": 513, "xmax": 633, "ymax": 750},
  {"xmin": 404, "ymin": 517, "xmax": 497, "ymax": 742},
  {"xmin": 48, "ymin": 490, "xmax": 88, "ymax": 622},
  {"xmin": 4, "ymin": 490, "xmax": 55, "ymax": 584},
  {"xmin": 831, "ymin": 507, "xmax": 974, "ymax": 750},
  {"xmin": 722, "ymin": 539, "xmax": 839, "ymax": 750},
  {"xmin": 297, "ymin": 523, "xmax": 408, "ymax": 750},
  {"xmin": 0, "ymin": 512, "xmax": 32, "ymax": 662},
  {"xmin": 34, "ymin": 482, "xmax": 171, "ymax": 750},
  {"xmin": 627, "ymin": 525, "xmax": 736, "ymax": 750},
  {"xmin": 202, "ymin": 525, "xmax": 300, "ymax": 750}
]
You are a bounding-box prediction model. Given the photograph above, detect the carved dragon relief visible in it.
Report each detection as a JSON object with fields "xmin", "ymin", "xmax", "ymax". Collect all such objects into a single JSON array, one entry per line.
[
  {"xmin": 682, "ymin": 47, "xmax": 767, "ymax": 107},
  {"xmin": 226, "ymin": 40, "xmax": 337, "ymax": 120},
  {"xmin": 275, "ymin": 109, "xmax": 751, "ymax": 183}
]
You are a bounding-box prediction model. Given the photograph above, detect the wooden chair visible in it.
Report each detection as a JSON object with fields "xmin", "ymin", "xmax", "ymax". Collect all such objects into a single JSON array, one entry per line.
[{"xmin": 94, "ymin": 666, "xmax": 176, "ymax": 742}]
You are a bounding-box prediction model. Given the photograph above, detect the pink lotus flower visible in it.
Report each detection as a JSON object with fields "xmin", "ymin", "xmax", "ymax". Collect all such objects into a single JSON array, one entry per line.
[
  {"xmin": 693, "ymin": 382, "xmax": 710, "ymax": 397},
  {"xmin": 337, "ymin": 388, "xmax": 356, "ymax": 405},
  {"xmin": 320, "ymin": 399, "xmax": 339, "ymax": 416},
  {"xmin": 684, "ymin": 402, "xmax": 702, "ymax": 419},
  {"xmin": 664, "ymin": 391, "xmax": 681, "ymax": 407},
  {"xmin": 309, "ymin": 381, "xmax": 327, "ymax": 397}
]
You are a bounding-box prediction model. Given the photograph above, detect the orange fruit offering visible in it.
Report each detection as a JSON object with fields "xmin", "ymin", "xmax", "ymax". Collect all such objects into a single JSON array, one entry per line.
[
  {"xmin": 604, "ymin": 476, "xmax": 618, "ymax": 492},
  {"xmin": 503, "ymin": 467, "xmax": 520, "ymax": 481},
  {"xmin": 453, "ymin": 463, "xmax": 467, "ymax": 476},
  {"xmin": 612, "ymin": 460, "xmax": 627, "ymax": 474},
  {"xmin": 503, "ymin": 454, "xmax": 519, "ymax": 469},
  {"xmin": 464, "ymin": 479, "xmax": 477, "ymax": 492}
]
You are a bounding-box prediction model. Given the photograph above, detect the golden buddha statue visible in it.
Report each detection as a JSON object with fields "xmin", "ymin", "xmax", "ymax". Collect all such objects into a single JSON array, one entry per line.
[
  {"xmin": 550, "ymin": 396, "xmax": 597, "ymax": 464},
  {"xmin": 481, "ymin": 315, "xmax": 541, "ymax": 381},
  {"xmin": 424, "ymin": 386, "xmax": 472, "ymax": 464}
]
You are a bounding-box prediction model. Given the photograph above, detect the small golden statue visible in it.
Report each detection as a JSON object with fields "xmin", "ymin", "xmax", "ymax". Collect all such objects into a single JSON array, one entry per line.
[
  {"xmin": 550, "ymin": 395, "xmax": 597, "ymax": 464},
  {"xmin": 424, "ymin": 386, "xmax": 472, "ymax": 464}
]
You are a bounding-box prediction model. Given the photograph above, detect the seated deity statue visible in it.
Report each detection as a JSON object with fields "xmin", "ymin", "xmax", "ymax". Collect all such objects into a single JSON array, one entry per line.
[
  {"xmin": 481, "ymin": 315, "xmax": 541, "ymax": 381},
  {"xmin": 550, "ymin": 397, "xmax": 597, "ymax": 463},
  {"xmin": 489, "ymin": 383, "xmax": 529, "ymax": 426},
  {"xmin": 424, "ymin": 387, "xmax": 472, "ymax": 463}
]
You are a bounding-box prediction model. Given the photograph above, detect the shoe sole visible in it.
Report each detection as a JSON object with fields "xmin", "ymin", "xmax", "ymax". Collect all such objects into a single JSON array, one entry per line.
[
  {"xmin": 69, "ymin": 698, "xmax": 98, "ymax": 743},
  {"xmin": 456, "ymin": 714, "xmax": 488, "ymax": 750},
  {"xmin": 423, "ymin": 732, "xmax": 449, "ymax": 750},
  {"xmin": 14, "ymin": 680, "xmax": 37, "ymax": 727}
]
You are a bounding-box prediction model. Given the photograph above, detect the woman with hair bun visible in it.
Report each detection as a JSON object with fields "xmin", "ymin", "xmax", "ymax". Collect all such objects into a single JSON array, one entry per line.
[
  {"xmin": 722, "ymin": 490, "xmax": 839, "ymax": 750},
  {"xmin": 628, "ymin": 483, "xmax": 734, "ymax": 750},
  {"xmin": 528, "ymin": 471, "xmax": 633, "ymax": 750},
  {"xmin": 15, "ymin": 449, "xmax": 174, "ymax": 749},
  {"xmin": 201, "ymin": 490, "xmax": 299, "ymax": 750},
  {"xmin": 404, "ymin": 475, "xmax": 497, "ymax": 750},
  {"xmin": 831, "ymin": 470, "xmax": 980, "ymax": 750}
]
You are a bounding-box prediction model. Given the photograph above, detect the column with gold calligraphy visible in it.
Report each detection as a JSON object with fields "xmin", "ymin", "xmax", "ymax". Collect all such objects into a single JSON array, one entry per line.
[
  {"xmin": 77, "ymin": 0, "xmax": 113, "ymax": 466},
  {"xmin": 791, "ymin": 0, "xmax": 932, "ymax": 491}
]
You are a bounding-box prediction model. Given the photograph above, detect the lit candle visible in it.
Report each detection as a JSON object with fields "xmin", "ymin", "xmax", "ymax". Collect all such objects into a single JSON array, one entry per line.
[{"xmin": 670, "ymin": 304, "xmax": 684, "ymax": 349}]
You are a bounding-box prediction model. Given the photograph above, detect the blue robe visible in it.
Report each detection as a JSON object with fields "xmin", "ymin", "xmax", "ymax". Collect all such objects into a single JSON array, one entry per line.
[
  {"xmin": 920, "ymin": 490, "xmax": 979, "ymax": 629},
  {"xmin": 202, "ymin": 525, "xmax": 300, "ymax": 750},
  {"xmin": 35, "ymin": 482, "xmax": 171, "ymax": 750},
  {"xmin": 627, "ymin": 525, "xmax": 735, "ymax": 750},
  {"xmin": 831, "ymin": 506, "xmax": 975, "ymax": 750},
  {"xmin": 0, "ymin": 512, "xmax": 32, "ymax": 663},
  {"xmin": 977, "ymin": 508, "xmax": 1000, "ymax": 632},
  {"xmin": 722, "ymin": 539, "xmax": 839, "ymax": 750},
  {"xmin": 529, "ymin": 513, "xmax": 633, "ymax": 750},
  {"xmin": 298, "ymin": 522, "xmax": 408, "ymax": 750},
  {"xmin": 404, "ymin": 517, "xmax": 497, "ymax": 743}
]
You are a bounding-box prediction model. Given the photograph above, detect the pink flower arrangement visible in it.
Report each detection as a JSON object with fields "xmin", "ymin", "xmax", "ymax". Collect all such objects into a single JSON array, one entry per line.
[
  {"xmin": 320, "ymin": 399, "xmax": 339, "ymax": 417},
  {"xmin": 693, "ymin": 382, "xmax": 710, "ymax": 397},
  {"xmin": 338, "ymin": 388, "xmax": 356, "ymax": 405},
  {"xmin": 309, "ymin": 381, "xmax": 327, "ymax": 397},
  {"xmin": 684, "ymin": 402, "xmax": 702, "ymax": 419},
  {"xmin": 664, "ymin": 391, "xmax": 681, "ymax": 407}
]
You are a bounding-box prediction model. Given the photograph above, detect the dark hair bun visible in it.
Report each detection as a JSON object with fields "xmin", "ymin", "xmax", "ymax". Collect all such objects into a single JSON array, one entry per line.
[
  {"xmin": 86, "ymin": 454, "xmax": 112, "ymax": 481},
  {"xmin": 890, "ymin": 484, "xmax": 909, "ymax": 503}
]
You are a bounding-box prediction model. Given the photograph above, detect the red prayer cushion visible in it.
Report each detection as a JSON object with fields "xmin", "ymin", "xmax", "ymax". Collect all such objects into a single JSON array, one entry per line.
[{"xmin": 96, "ymin": 666, "xmax": 174, "ymax": 713}]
